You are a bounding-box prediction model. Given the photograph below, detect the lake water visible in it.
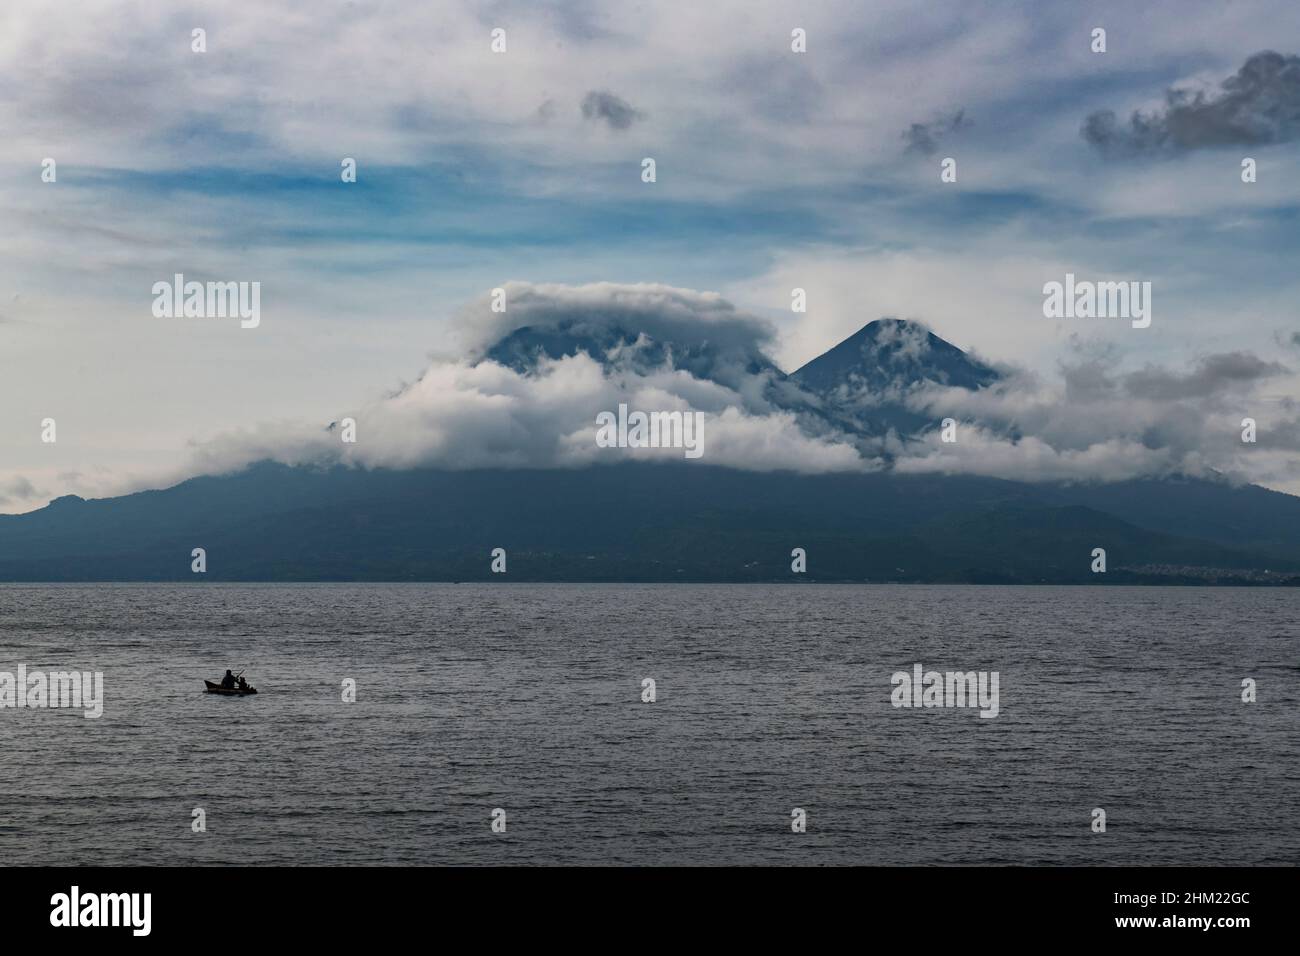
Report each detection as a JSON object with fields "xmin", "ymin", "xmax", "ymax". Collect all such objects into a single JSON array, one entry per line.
[{"xmin": 0, "ymin": 583, "xmax": 1296, "ymax": 865}]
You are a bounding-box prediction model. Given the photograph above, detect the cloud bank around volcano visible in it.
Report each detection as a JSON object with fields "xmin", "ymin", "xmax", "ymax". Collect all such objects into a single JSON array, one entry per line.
[
  {"xmin": 189, "ymin": 282, "xmax": 865, "ymax": 478},
  {"xmin": 183, "ymin": 282, "xmax": 1300, "ymax": 492}
]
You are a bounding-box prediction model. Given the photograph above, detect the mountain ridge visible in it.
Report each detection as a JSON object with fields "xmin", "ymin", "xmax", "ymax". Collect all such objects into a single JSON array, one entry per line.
[
  {"xmin": 2, "ymin": 318, "xmax": 1296, "ymax": 584},
  {"xmin": 1, "ymin": 461, "xmax": 1296, "ymax": 583}
]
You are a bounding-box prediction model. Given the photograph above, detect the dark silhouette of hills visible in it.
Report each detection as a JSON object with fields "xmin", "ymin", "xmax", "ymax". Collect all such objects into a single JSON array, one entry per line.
[{"xmin": 1, "ymin": 462, "xmax": 1297, "ymax": 583}]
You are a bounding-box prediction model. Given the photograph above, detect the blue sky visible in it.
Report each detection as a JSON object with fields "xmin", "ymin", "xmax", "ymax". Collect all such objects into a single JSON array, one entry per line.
[{"xmin": 2, "ymin": 0, "xmax": 1300, "ymax": 509}]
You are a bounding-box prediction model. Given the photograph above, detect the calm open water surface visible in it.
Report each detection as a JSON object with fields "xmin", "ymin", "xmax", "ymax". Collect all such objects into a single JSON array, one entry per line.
[{"xmin": 0, "ymin": 583, "xmax": 1296, "ymax": 865}]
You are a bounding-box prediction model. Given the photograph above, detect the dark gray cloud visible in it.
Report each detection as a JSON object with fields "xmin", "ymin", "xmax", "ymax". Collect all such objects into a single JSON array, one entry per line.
[
  {"xmin": 1269, "ymin": 329, "xmax": 1300, "ymax": 352},
  {"xmin": 1259, "ymin": 419, "xmax": 1300, "ymax": 452},
  {"xmin": 1060, "ymin": 355, "xmax": 1120, "ymax": 402},
  {"xmin": 580, "ymin": 90, "xmax": 645, "ymax": 130},
  {"xmin": 1083, "ymin": 51, "xmax": 1300, "ymax": 154},
  {"xmin": 1122, "ymin": 352, "xmax": 1289, "ymax": 400},
  {"xmin": 903, "ymin": 109, "xmax": 969, "ymax": 155},
  {"xmin": 0, "ymin": 476, "xmax": 39, "ymax": 506},
  {"xmin": 723, "ymin": 56, "xmax": 825, "ymax": 123}
]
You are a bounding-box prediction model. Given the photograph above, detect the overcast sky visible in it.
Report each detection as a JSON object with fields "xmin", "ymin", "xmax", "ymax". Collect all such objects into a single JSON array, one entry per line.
[{"xmin": 2, "ymin": 0, "xmax": 1300, "ymax": 511}]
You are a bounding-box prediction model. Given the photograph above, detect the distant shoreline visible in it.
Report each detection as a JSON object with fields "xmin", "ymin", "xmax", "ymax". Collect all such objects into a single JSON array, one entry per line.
[{"xmin": 0, "ymin": 578, "xmax": 1297, "ymax": 588}]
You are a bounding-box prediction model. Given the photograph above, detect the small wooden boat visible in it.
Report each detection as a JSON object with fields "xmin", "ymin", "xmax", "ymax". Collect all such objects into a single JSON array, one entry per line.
[{"xmin": 204, "ymin": 680, "xmax": 257, "ymax": 696}]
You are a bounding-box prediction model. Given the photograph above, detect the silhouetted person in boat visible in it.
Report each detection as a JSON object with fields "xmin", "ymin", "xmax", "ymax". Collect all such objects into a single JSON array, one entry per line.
[
  {"xmin": 237, "ymin": 676, "xmax": 249, "ymax": 691},
  {"xmin": 220, "ymin": 670, "xmax": 236, "ymax": 690}
]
